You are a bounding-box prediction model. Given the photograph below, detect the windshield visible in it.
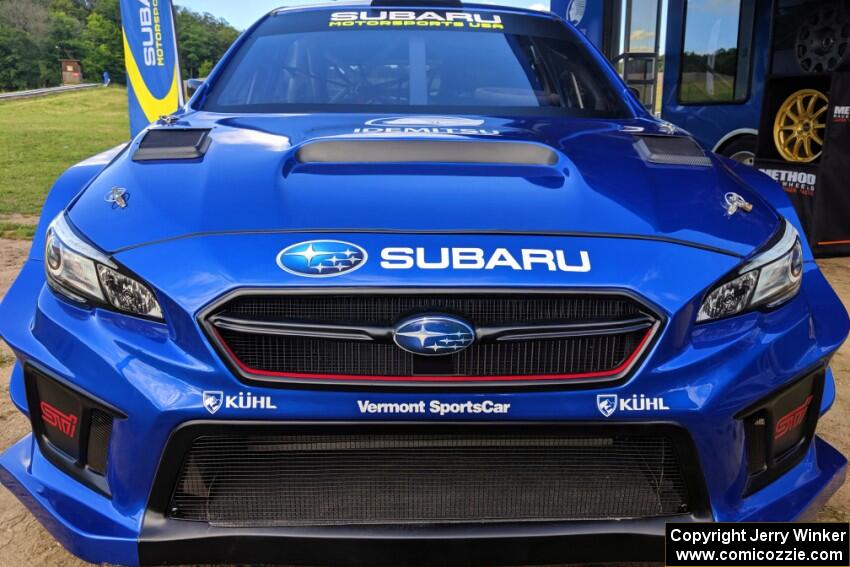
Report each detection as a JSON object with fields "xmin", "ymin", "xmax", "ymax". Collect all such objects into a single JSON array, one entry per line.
[{"xmin": 201, "ymin": 9, "xmax": 629, "ymax": 117}]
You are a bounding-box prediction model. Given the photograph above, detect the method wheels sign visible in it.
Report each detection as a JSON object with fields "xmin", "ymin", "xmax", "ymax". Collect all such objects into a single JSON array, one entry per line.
[
  {"xmin": 757, "ymin": 163, "xmax": 819, "ymax": 244},
  {"xmin": 812, "ymin": 71, "xmax": 850, "ymax": 255}
]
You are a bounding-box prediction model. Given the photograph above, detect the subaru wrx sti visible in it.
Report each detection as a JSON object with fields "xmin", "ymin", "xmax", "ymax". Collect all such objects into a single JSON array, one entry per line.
[{"xmin": 1, "ymin": 2, "xmax": 848, "ymax": 565}]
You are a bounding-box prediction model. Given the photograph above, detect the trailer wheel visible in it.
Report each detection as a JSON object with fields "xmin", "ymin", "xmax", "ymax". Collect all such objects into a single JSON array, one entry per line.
[
  {"xmin": 796, "ymin": 4, "xmax": 850, "ymax": 74},
  {"xmin": 773, "ymin": 89, "xmax": 829, "ymax": 163},
  {"xmin": 719, "ymin": 135, "xmax": 757, "ymax": 166}
]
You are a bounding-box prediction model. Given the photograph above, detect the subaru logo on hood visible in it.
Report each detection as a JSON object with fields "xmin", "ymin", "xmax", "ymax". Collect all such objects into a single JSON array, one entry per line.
[
  {"xmin": 277, "ymin": 240, "xmax": 367, "ymax": 278},
  {"xmin": 393, "ymin": 315, "xmax": 475, "ymax": 356}
]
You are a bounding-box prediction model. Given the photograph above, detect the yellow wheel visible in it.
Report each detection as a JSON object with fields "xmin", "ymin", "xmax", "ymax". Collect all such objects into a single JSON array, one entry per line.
[{"xmin": 773, "ymin": 89, "xmax": 829, "ymax": 163}]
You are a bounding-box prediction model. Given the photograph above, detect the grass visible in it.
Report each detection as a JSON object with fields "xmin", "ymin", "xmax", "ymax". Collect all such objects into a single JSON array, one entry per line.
[
  {"xmin": 0, "ymin": 222, "xmax": 36, "ymax": 240},
  {"xmin": 0, "ymin": 88, "xmax": 130, "ymax": 216},
  {"xmin": 679, "ymin": 72, "xmax": 735, "ymax": 104}
]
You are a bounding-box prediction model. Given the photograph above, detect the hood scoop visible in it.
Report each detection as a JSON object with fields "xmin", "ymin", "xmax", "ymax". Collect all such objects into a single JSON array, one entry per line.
[
  {"xmin": 133, "ymin": 128, "xmax": 212, "ymax": 162},
  {"xmin": 296, "ymin": 139, "xmax": 558, "ymax": 166},
  {"xmin": 634, "ymin": 134, "xmax": 711, "ymax": 167}
]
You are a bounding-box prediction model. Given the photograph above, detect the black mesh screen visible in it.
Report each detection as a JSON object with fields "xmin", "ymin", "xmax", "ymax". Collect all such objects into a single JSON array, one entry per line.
[
  {"xmin": 220, "ymin": 294, "xmax": 642, "ymax": 326},
  {"xmin": 168, "ymin": 430, "xmax": 691, "ymax": 527},
  {"xmin": 218, "ymin": 328, "xmax": 645, "ymax": 377},
  {"xmin": 86, "ymin": 409, "xmax": 113, "ymax": 476}
]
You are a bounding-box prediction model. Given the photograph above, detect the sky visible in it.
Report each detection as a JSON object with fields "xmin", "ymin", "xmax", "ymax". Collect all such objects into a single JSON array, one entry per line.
[
  {"xmin": 682, "ymin": 0, "xmax": 741, "ymax": 56},
  {"xmin": 175, "ymin": 0, "xmax": 319, "ymax": 29},
  {"xmin": 175, "ymin": 0, "xmax": 549, "ymax": 30}
]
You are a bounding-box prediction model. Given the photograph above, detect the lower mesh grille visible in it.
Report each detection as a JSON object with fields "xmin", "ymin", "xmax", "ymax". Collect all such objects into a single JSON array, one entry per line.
[{"xmin": 168, "ymin": 429, "xmax": 692, "ymax": 527}]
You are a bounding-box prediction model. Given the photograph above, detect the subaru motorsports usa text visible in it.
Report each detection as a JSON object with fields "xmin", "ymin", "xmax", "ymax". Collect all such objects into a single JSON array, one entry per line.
[{"xmin": 1, "ymin": 2, "xmax": 849, "ymax": 566}]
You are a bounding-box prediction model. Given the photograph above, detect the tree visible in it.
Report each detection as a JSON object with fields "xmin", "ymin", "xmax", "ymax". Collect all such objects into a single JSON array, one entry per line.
[
  {"xmin": 198, "ymin": 60, "xmax": 214, "ymax": 78},
  {"xmin": 0, "ymin": 0, "xmax": 50, "ymax": 40},
  {"xmin": 49, "ymin": 10, "xmax": 84, "ymax": 59},
  {"xmin": 80, "ymin": 9, "xmax": 122, "ymax": 83},
  {"xmin": 0, "ymin": 0, "xmax": 60, "ymax": 88},
  {"xmin": 0, "ymin": 0, "xmax": 239, "ymax": 90},
  {"xmin": 49, "ymin": 0, "xmax": 92, "ymax": 23},
  {"xmin": 175, "ymin": 7, "xmax": 238, "ymax": 79},
  {"xmin": 0, "ymin": 25, "xmax": 43, "ymax": 90}
]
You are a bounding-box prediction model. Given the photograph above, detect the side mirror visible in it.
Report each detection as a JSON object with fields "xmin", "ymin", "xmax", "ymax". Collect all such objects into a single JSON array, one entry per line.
[{"xmin": 186, "ymin": 78, "xmax": 205, "ymax": 98}]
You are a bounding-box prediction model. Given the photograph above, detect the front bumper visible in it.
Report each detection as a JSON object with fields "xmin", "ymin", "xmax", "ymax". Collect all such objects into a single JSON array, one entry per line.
[
  {"xmin": 1, "ymin": 415, "xmax": 845, "ymax": 566},
  {"xmin": 0, "ymin": 257, "xmax": 849, "ymax": 566}
]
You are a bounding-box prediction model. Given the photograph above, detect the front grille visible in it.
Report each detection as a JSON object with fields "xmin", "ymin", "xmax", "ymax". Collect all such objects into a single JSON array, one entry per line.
[
  {"xmin": 222, "ymin": 294, "xmax": 643, "ymax": 325},
  {"xmin": 218, "ymin": 328, "xmax": 646, "ymax": 378},
  {"xmin": 168, "ymin": 428, "xmax": 692, "ymax": 527},
  {"xmin": 205, "ymin": 291, "xmax": 658, "ymax": 385}
]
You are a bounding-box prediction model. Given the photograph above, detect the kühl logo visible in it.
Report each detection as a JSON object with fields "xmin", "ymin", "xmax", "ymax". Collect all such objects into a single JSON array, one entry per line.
[
  {"xmin": 203, "ymin": 391, "xmax": 224, "ymax": 414},
  {"xmin": 596, "ymin": 394, "xmax": 617, "ymax": 417},
  {"xmin": 596, "ymin": 394, "xmax": 670, "ymax": 417},
  {"xmin": 203, "ymin": 391, "xmax": 278, "ymax": 414}
]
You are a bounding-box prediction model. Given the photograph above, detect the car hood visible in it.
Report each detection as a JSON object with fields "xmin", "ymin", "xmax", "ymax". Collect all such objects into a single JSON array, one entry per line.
[{"xmin": 68, "ymin": 112, "xmax": 779, "ymax": 257}]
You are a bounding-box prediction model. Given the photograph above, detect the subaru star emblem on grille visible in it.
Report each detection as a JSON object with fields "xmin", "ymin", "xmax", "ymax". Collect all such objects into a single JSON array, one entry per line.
[
  {"xmin": 393, "ymin": 315, "xmax": 475, "ymax": 356},
  {"xmin": 276, "ymin": 240, "xmax": 367, "ymax": 278}
]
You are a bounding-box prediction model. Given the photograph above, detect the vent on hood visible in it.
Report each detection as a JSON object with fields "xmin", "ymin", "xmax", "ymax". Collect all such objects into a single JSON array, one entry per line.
[
  {"xmin": 296, "ymin": 140, "xmax": 558, "ymax": 166},
  {"xmin": 634, "ymin": 135, "xmax": 711, "ymax": 167},
  {"xmin": 133, "ymin": 128, "xmax": 211, "ymax": 162}
]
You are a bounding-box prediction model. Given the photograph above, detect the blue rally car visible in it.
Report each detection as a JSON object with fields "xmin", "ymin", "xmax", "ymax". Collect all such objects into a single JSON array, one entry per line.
[{"xmin": 1, "ymin": 1, "xmax": 849, "ymax": 565}]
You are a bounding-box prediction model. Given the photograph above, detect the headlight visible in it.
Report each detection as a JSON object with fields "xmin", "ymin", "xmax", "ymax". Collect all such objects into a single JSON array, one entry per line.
[
  {"xmin": 697, "ymin": 220, "xmax": 804, "ymax": 322},
  {"xmin": 45, "ymin": 214, "xmax": 163, "ymax": 320}
]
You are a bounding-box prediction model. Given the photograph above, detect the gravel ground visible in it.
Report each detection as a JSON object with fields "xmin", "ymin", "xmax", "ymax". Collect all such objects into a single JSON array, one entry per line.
[{"xmin": 0, "ymin": 239, "xmax": 849, "ymax": 565}]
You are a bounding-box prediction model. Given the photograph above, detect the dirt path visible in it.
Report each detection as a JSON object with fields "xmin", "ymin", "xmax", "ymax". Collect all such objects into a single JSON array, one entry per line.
[
  {"xmin": 0, "ymin": 240, "xmax": 849, "ymax": 565},
  {"xmin": 0, "ymin": 239, "xmax": 89, "ymax": 565},
  {"xmin": 0, "ymin": 214, "xmax": 40, "ymax": 226}
]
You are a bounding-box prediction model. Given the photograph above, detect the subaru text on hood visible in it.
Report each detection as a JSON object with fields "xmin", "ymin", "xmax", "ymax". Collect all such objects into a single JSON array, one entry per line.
[{"xmin": 1, "ymin": 1, "xmax": 848, "ymax": 566}]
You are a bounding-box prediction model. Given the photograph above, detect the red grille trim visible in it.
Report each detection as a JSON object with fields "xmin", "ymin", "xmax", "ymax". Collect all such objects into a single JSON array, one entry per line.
[{"xmin": 214, "ymin": 326, "xmax": 656, "ymax": 383}]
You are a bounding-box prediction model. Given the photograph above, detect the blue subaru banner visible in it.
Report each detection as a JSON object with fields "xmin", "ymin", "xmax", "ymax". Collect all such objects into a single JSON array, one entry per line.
[
  {"xmin": 550, "ymin": 0, "xmax": 604, "ymax": 46},
  {"xmin": 119, "ymin": 0, "xmax": 184, "ymax": 136}
]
